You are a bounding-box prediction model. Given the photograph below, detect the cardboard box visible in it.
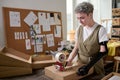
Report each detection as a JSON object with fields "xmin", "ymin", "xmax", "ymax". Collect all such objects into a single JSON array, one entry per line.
[
  {"xmin": 32, "ymin": 55, "xmax": 52, "ymax": 61},
  {"xmin": 0, "ymin": 47, "xmax": 32, "ymax": 67},
  {"xmin": 112, "ymin": 8, "xmax": 120, "ymax": 16},
  {"xmin": 0, "ymin": 66, "xmax": 32, "ymax": 78},
  {"xmin": 101, "ymin": 72, "xmax": 120, "ymax": 80},
  {"xmin": 32, "ymin": 55, "xmax": 56, "ymax": 69},
  {"xmin": 112, "ymin": 18, "xmax": 120, "ymax": 26},
  {"xmin": 32, "ymin": 60, "xmax": 56, "ymax": 69},
  {"xmin": 2, "ymin": 47, "xmax": 30, "ymax": 60},
  {"xmin": 45, "ymin": 65, "xmax": 93, "ymax": 80},
  {"xmin": 0, "ymin": 66, "xmax": 18, "ymax": 72}
]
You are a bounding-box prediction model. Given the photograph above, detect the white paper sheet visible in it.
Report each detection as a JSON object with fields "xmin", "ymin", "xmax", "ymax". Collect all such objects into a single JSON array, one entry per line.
[
  {"xmin": 46, "ymin": 34, "xmax": 54, "ymax": 47},
  {"xmin": 47, "ymin": 13, "xmax": 55, "ymax": 25},
  {"xmin": 42, "ymin": 19, "xmax": 51, "ymax": 31},
  {"xmin": 33, "ymin": 24, "xmax": 41, "ymax": 34},
  {"xmin": 54, "ymin": 25, "xmax": 61, "ymax": 37},
  {"xmin": 31, "ymin": 35, "xmax": 44, "ymax": 45},
  {"xmin": 25, "ymin": 32, "xmax": 28, "ymax": 39},
  {"xmin": 38, "ymin": 12, "xmax": 46, "ymax": 25},
  {"xmin": 9, "ymin": 11, "xmax": 21, "ymax": 27},
  {"xmin": 14, "ymin": 32, "xmax": 19, "ymax": 40},
  {"xmin": 22, "ymin": 32, "xmax": 25, "ymax": 39},
  {"xmin": 54, "ymin": 13, "xmax": 61, "ymax": 25},
  {"xmin": 24, "ymin": 11, "xmax": 37, "ymax": 26},
  {"xmin": 25, "ymin": 39, "xmax": 31, "ymax": 50},
  {"xmin": 38, "ymin": 12, "xmax": 51, "ymax": 31},
  {"xmin": 34, "ymin": 44, "xmax": 43, "ymax": 52},
  {"xmin": 19, "ymin": 32, "xmax": 22, "ymax": 39},
  {"xmin": 14, "ymin": 32, "xmax": 17, "ymax": 40}
]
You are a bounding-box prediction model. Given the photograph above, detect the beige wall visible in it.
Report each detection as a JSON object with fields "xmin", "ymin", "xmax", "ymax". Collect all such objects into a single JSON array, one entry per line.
[{"xmin": 0, "ymin": 0, "xmax": 67, "ymax": 48}]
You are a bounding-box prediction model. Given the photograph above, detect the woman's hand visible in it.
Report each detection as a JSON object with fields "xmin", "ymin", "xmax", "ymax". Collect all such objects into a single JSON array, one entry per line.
[{"xmin": 66, "ymin": 59, "xmax": 73, "ymax": 66}]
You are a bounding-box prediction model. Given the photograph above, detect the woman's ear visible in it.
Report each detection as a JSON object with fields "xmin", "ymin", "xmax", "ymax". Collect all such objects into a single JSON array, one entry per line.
[{"xmin": 89, "ymin": 13, "xmax": 93, "ymax": 17}]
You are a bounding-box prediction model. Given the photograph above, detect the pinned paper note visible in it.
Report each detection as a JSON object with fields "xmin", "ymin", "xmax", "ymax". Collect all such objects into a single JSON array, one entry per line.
[
  {"xmin": 47, "ymin": 13, "xmax": 55, "ymax": 25},
  {"xmin": 14, "ymin": 32, "xmax": 19, "ymax": 40},
  {"xmin": 38, "ymin": 12, "xmax": 46, "ymax": 25},
  {"xmin": 54, "ymin": 13, "xmax": 61, "ymax": 25},
  {"xmin": 34, "ymin": 44, "xmax": 43, "ymax": 52},
  {"xmin": 33, "ymin": 24, "xmax": 41, "ymax": 34},
  {"xmin": 19, "ymin": 32, "xmax": 22, "ymax": 39},
  {"xmin": 38, "ymin": 12, "xmax": 51, "ymax": 31},
  {"xmin": 9, "ymin": 11, "xmax": 21, "ymax": 27},
  {"xmin": 46, "ymin": 34, "xmax": 54, "ymax": 47},
  {"xmin": 22, "ymin": 32, "xmax": 25, "ymax": 39},
  {"xmin": 54, "ymin": 26, "xmax": 61, "ymax": 37},
  {"xmin": 25, "ymin": 32, "xmax": 28, "ymax": 39},
  {"xmin": 31, "ymin": 35, "xmax": 44, "ymax": 45},
  {"xmin": 24, "ymin": 11, "xmax": 37, "ymax": 26},
  {"xmin": 25, "ymin": 39, "xmax": 31, "ymax": 50}
]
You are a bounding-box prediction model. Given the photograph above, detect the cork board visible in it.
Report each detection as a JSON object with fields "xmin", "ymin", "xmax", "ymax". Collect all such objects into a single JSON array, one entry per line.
[{"xmin": 3, "ymin": 7, "xmax": 63, "ymax": 55}]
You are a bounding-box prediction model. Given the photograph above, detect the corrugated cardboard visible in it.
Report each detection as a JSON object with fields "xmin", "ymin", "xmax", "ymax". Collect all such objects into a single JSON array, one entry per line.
[
  {"xmin": 32, "ymin": 60, "xmax": 56, "ymax": 69},
  {"xmin": 0, "ymin": 47, "xmax": 32, "ymax": 67},
  {"xmin": 0, "ymin": 66, "xmax": 18, "ymax": 72},
  {"xmin": 32, "ymin": 55, "xmax": 52, "ymax": 61},
  {"xmin": 45, "ymin": 65, "xmax": 93, "ymax": 80},
  {"xmin": 2, "ymin": 47, "xmax": 30, "ymax": 60},
  {"xmin": 101, "ymin": 72, "xmax": 120, "ymax": 80},
  {"xmin": 0, "ymin": 66, "xmax": 32, "ymax": 78},
  {"xmin": 112, "ymin": 18, "xmax": 120, "ymax": 26},
  {"xmin": 112, "ymin": 8, "xmax": 120, "ymax": 16}
]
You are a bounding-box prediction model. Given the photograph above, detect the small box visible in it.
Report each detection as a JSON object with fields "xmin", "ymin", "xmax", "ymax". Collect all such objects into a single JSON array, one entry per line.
[
  {"xmin": 112, "ymin": 8, "xmax": 120, "ymax": 16},
  {"xmin": 112, "ymin": 18, "xmax": 120, "ymax": 26},
  {"xmin": 101, "ymin": 72, "xmax": 120, "ymax": 80},
  {"xmin": 0, "ymin": 47, "xmax": 32, "ymax": 67},
  {"xmin": 45, "ymin": 65, "xmax": 93, "ymax": 80}
]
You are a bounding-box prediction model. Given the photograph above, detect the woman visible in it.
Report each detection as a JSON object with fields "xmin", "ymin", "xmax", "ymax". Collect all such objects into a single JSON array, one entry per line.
[{"xmin": 67, "ymin": 2, "xmax": 108, "ymax": 77}]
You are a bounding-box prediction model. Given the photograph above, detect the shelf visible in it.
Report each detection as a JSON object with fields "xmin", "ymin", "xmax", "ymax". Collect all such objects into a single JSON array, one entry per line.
[
  {"xmin": 112, "ymin": 2, "xmax": 120, "ymax": 39},
  {"xmin": 112, "ymin": 26, "xmax": 120, "ymax": 28},
  {"xmin": 112, "ymin": 35, "xmax": 120, "ymax": 38}
]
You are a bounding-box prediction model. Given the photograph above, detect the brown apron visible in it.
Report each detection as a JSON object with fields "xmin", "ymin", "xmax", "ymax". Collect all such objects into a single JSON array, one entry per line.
[{"xmin": 77, "ymin": 25, "xmax": 105, "ymax": 75}]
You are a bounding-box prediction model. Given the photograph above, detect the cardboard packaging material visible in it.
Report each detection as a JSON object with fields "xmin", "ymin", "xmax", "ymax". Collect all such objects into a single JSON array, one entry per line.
[
  {"xmin": 32, "ymin": 55, "xmax": 52, "ymax": 61},
  {"xmin": 45, "ymin": 65, "xmax": 93, "ymax": 80},
  {"xmin": 101, "ymin": 72, "xmax": 120, "ymax": 80},
  {"xmin": 2, "ymin": 47, "xmax": 30, "ymax": 60},
  {"xmin": 32, "ymin": 55, "xmax": 56, "ymax": 69},
  {"xmin": 32, "ymin": 60, "xmax": 56, "ymax": 69},
  {"xmin": 0, "ymin": 66, "xmax": 19, "ymax": 72},
  {"xmin": 112, "ymin": 18, "xmax": 120, "ymax": 26},
  {"xmin": 0, "ymin": 47, "xmax": 32, "ymax": 67},
  {"xmin": 112, "ymin": 8, "xmax": 120, "ymax": 16},
  {"xmin": 0, "ymin": 66, "xmax": 32, "ymax": 78}
]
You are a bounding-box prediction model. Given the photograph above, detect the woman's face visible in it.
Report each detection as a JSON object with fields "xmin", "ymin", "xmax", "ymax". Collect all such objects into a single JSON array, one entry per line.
[{"xmin": 76, "ymin": 12, "xmax": 92, "ymax": 26}]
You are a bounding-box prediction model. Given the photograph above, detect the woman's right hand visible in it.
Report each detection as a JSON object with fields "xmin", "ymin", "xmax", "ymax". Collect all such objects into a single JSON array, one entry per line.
[{"xmin": 66, "ymin": 59, "xmax": 73, "ymax": 66}]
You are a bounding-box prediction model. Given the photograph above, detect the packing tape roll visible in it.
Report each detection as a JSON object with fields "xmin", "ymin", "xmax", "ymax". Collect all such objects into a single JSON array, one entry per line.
[{"xmin": 55, "ymin": 52, "xmax": 66, "ymax": 63}]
